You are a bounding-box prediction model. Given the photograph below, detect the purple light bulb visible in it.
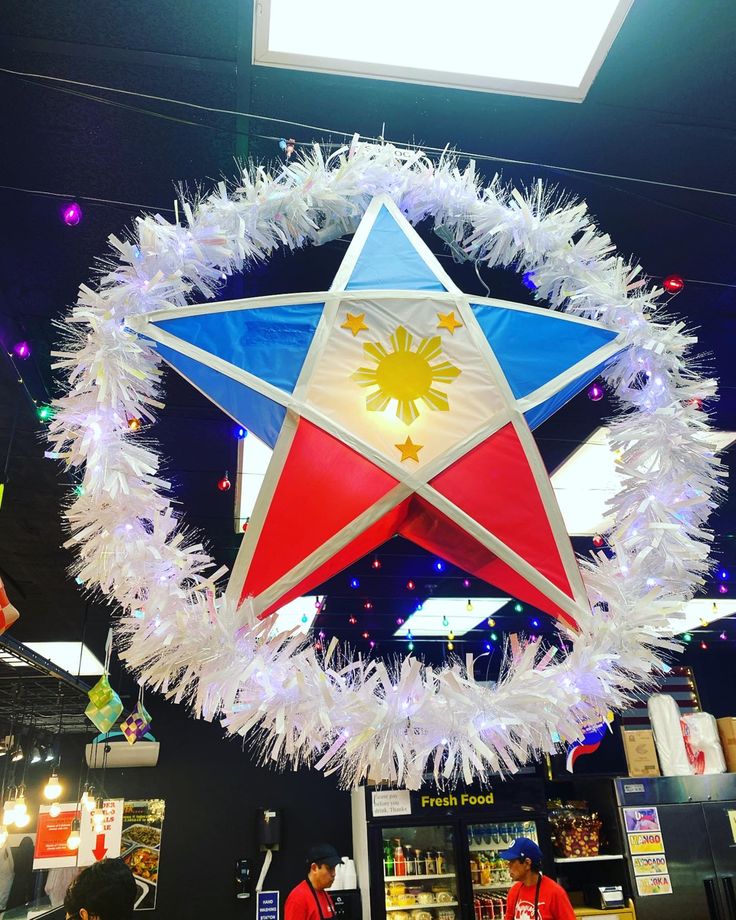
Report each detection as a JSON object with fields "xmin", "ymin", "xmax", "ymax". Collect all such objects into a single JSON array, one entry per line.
[
  {"xmin": 62, "ymin": 202, "xmax": 83, "ymax": 227},
  {"xmin": 587, "ymin": 382, "xmax": 605, "ymax": 402},
  {"xmin": 13, "ymin": 341, "xmax": 31, "ymax": 360}
]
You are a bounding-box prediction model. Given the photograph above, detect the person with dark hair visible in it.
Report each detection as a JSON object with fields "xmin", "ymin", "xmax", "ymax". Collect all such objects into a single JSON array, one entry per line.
[
  {"xmin": 500, "ymin": 838, "xmax": 575, "ymax": 920},
  {"xmin": 63, "ymin": 858, "xmax": 136, "ymax": 920},
  {"xmin": 284, "ymin": 844, "xmax": 343, "ymax": 920}
]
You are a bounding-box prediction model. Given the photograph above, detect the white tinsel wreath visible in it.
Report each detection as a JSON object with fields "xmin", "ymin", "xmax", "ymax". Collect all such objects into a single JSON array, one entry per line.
[{"xmin": 48, "ymin": 140, "xmax": 722, "ymax": 789}]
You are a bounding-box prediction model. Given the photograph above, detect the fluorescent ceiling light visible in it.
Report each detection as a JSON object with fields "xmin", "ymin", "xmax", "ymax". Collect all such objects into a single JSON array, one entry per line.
[
  {"xmin": 253, "ymin": 0, "xmax": 633, "ymax": 102},
  {"xmin": 669, "ymin": 599, "xmax": 736, "ymax": 635},
  {"xmin": 394, "ymin": 597, "xmax": 510, "ymax": 638},
  {"xmin": 25, "ymin": 642, "xmax": 105, "ymax": 676},
  {"xmin": 552, "ymin": 427, "xmax": 736, "ymax": 537},
  {"xmin": 268, "ymin": 596, "xmax": 321, "ymax": 636},
  {"xmin": 234, "ymin": 432, "xmax": 273, "ymax": 533}
]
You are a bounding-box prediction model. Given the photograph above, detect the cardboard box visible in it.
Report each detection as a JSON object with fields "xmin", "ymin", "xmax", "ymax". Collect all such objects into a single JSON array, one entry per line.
[
  {"xmin": 621, "ymin": 729, "xmax": 660, "ymax": 777},
  {"xmin": 717, "ymin": 718, "xmax": 736, "ymax": 772}
]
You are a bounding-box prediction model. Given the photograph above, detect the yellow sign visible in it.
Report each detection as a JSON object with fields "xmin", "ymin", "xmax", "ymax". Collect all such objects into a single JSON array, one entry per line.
[
  {"xmin": 636, "ymin": 874, "xmax": 672, "ymax": 897},
  {"xmin": 419, "ymin": 791, "xmax": 493, "ymax": 808},
  {"xmin": 627, "ymin": 831, "xmax": 665, "ymax": 855},
  {"xmin": 729, "ymin": 810, "xmax": 736, "ymax": 844}
]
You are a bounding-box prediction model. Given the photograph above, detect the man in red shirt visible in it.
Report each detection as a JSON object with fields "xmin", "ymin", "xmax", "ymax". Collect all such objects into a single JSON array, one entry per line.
[
  {"xmin": 500, "ymin": 838, "xmax": 575, "ymax": 920},
  {"xmin": 284, "ymin": 844, "xmax": 344, "ymax": 920}
]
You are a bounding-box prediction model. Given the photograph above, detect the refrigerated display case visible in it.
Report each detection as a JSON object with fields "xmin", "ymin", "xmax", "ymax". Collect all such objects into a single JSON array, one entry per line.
[
  {"xmin": 351, "ymin": 779, "xmax": 551, "ymax": 920},
  {"xmin": 612, "ymin": 773, "xmax": 736, "ymax": 920}
]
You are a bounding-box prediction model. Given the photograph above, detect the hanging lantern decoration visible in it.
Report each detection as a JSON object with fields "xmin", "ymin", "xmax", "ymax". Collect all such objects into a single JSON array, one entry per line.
[
  {"xmin": 120, "ymin": 700, "xmax": 152, "ymax": 746},
  {"xmin": 85, "ymin": 675, "xmax": 123, "ymax": 733}
]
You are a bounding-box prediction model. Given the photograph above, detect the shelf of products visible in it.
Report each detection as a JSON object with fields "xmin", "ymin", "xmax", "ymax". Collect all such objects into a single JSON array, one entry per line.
[
  {"xmin": 473, "ymin": 883, "xmax": 513, "ymax": 892},
  {"xmin": 386, "ymin": 904, "xmax": 460, "ymax": 912},
  {"xmin": 385, "ymin": 874, "xmax": 456, "ymax": 882}
]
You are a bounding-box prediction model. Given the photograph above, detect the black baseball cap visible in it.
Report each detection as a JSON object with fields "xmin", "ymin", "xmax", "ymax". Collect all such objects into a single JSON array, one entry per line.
[{"xmin": 308, "ymin": 844, "xmax": 344, "ymax": 868}]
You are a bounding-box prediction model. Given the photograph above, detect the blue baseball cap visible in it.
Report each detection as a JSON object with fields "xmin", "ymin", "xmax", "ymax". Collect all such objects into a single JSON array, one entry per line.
[{"xmin": 498, "ymin": 837, "xmax": 543, "ymax": 863}]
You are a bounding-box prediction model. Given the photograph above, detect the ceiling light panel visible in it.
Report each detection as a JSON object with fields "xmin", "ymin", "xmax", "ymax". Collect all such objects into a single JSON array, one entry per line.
[
  {"xmin": 254, "ymin": 0, "xmax": 633, "ymax": 102},
  {"xmin": 394, "ymin": 597, "xmax": 511, "ymax": 638},
  {"xmin": 24, "ymin": 642, "xmax": 105, "ymax": 676}
]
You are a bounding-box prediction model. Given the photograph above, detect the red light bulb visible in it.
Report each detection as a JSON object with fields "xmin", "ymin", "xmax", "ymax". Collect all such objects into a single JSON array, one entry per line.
[
  {"xmin": 348, "ymin": 616, "xmax": 357, "ymax": 625},
  {"xmin": 663, "ymin": 275, "xmax": 685, "ymax": 294},
  {"xmin": 371, "ymin": 557, "xmax": 382, "ymax": 569},
  {"xmin": 406, "ymin": 580, "xmax": 415, "ymax": 591},
  {"xmin": 592, "ymin": 534, "xmax": 605, "ymax": 548},
  {"xmin": 362, "ymin": 631, "xmax": 370, "ymax": 640},
  {"xmin": 217, "ymin": 473, "xmax": 231, "ymax": 492}
]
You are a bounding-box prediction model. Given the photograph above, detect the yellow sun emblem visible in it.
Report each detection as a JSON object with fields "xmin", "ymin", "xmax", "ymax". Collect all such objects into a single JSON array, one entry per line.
[{"xmin": 352, "ymin": 326, "xmax": 461, "ymax": 426}]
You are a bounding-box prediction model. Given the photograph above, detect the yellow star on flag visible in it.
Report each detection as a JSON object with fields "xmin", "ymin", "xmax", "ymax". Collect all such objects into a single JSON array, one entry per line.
[
  {"xmin": 395, "ymin": 436, "xmax": 423, "ymax": 462},
  {"xmin": 437, "ymin": 311, "xmax": 463, "ymax": 335},
  {"xmin": 341, "ymin": 312, "xmax": 369, "ymax": 337}
]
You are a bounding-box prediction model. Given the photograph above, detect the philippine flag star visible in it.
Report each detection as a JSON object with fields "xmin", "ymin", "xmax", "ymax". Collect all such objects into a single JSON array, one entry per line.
[{"xmin": 129, "ymin": 195, "xmax": 626, "ymax": 630}]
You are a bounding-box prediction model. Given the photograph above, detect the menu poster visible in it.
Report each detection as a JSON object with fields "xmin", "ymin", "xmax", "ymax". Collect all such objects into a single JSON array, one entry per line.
[
  {"xmin": 636, "ymin": 874, "xmax": 673, "ymax": 896},
  {"xmin": 121, "ymin": 799, "xmax": 165, "ymax": 911},
  {"xmin": 632, "ymin": 854, "xmax": 668, "ymax": 877},
  {"xmin": 627, "ymin": 831, "xmax": 665, "ymax": 855},
  {"xmin": 34, "ymin": 804, "xmax": 80, "ymax": 869}
]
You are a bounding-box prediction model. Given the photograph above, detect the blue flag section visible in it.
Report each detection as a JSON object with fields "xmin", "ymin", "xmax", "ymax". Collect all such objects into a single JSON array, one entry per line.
[
  {"xmin": 345, "ymin": 205, "xmax": 446, "ymax": 292},
  {"xmin": 153, "ymin": 303, "xmax": 325, "ymax": 394},
  {"xmin": 470, "ymin": 302, "xmax": 619, "ymax": 399},
  {"xmin": 524, "ymin": 361, "xmax": 611, "ymax": 430},
  {"xmin": 156, "ymin": 343, "xmax": 286, "ymax": 448}
]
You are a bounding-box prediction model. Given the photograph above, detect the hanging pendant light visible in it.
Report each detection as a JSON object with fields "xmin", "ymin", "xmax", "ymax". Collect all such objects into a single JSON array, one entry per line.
[
  {"xmin": 43, "ymin": 770, "xmax": 62, "ymax": 801},
  {"xmin": 67, "ymin": 817, "xmax": 81, "ymax": 850}
]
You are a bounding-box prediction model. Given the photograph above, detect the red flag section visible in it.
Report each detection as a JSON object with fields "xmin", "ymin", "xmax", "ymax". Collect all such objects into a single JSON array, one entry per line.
[
  {"xmin": 241, "ymin": 418, "xmax": 400, "ymax": 607},
  {"xmin": 239, "ymin": 420, "xmax": 584, "ymax": 629},
  {"xmin": 428, "ymin": 423, "xmax": 581, "ymax": 627}
]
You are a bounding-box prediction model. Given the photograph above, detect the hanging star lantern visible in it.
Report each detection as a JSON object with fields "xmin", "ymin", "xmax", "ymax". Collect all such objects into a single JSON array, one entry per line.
[{"xmin": 129, "ymin": 196, "xmax": 625, "ymax": 629}]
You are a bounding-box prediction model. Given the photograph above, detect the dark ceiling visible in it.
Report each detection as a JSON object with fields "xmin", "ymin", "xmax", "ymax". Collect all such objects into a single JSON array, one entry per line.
[{"xmin": 1, "ymin": 0, "xmax": 735, "ymax": 671}]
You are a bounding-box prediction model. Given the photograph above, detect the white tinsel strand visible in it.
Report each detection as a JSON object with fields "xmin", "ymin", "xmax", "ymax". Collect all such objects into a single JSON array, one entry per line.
[{"xmin": 48, "ymin": 141, "xmax": 724, "ymax": 789}]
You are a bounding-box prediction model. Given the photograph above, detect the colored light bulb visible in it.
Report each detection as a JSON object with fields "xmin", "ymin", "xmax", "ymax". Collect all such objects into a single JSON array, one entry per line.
[
  {"xmin": 407, "ymin": 642, "xmax": 414, "ymax": 652},
  {"xmin": 466, "ymin": 599, "xmax": 473, "ymax": 612},
  {"xmin": 487, "ymin": 618, "xmax": 495, "ymax": 627},
  {"xmin": 719, "ymin": 584, "xmax": 728, "ymax": 594},
  {"xmin": 406, "ymin": 580, "xmax": 415, "ymax": 590},
  {"xmin": 349, "ymin": 577, "xmax": 360, "ymax": 589},
  {"xmin": 37, "ymin": 405, "xmax": 54, "ymax": 421},
  {"xmin": 434, "ymin": 560, "xmax": 445, "ymax": 572},
  {"xmin": 362, "ymin": 631, "xmax": 370, "ymax": 639},
  {"xmin": 587, "ymin": 382, "xmax": 604, "ymax": 402},
  {"xmin": 348, "ymin": 616, "xmax": 357, "ymax": 625},
  {"xmin": 371, "ymin": 557, "xmax": 381, "ymax": 569},
  {"xmin": 127, "ymin": 416, "xmax": 141, "ymax": 431},
  {"xmin": 363, "ymin": 601, "xmax": 373, "ymax": 610},
  {"xmin": 463, "ymin": 578, "xmax": 471, "ymax": 588},
  {"xmin": 593, "ymin": 534, "xmax": 605, "ymax": 548},
  {"xmin": 514, "ymin": 602, "xmax": 524, "ymax": 613},
  {"xmin": 395, "ymin": 617, "xmax": 404, "ymax": 626},
  {"xmin": 62, "ymin": 202, "xmax": 83, "ymax": 226},
  {"xmin": 12, "ymin": 341, "xmax": 30, "ymax": 360},
  {"xmin": 663, "ymin": 275, "xmax": 684, "ymax": 294},
  {"xmin": 217, "ymin": 473, "xmax": 231, "ymax": 491}
]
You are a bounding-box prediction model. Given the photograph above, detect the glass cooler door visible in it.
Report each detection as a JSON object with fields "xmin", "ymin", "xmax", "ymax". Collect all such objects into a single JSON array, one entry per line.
[
  {"xmin": 382, "ymin": 825, "xmax": 459, "ymax": 920},
  {"xmin": 467, "ymin": 820, "xmax": 539, "ymax": 920}
]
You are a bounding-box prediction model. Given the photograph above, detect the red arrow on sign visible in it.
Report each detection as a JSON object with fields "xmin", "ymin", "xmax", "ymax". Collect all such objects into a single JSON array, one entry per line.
[{"xmin": 92, "ymin": 833, "xmax": 107, "ymax": 861}]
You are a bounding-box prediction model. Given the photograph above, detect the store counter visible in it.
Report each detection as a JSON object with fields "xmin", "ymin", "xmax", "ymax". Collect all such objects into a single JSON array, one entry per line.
[{"xmin": 573, "ymin": 899, "xmax": 636, "ymax": 920}]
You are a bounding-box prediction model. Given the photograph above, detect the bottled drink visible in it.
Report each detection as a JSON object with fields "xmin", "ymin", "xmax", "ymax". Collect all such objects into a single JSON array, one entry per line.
[
  {"xmin": 384, "ymin": 842, "xmax": 394, "ymax": 877},
  {"xmin": 479, "ymin": 853, "xmax": 491, "ymax": 886},
  {"xmin": 469, "ymin": 855, "xmax": 480, "ymax": 885},
  {"xmin": 404, "ymin": 845, "xmax": 415, "ymax": 876},
  {"xmin": 436, "ymin": 850, "xmax": 445, "ymax": 874},
  {"xmin": 414, "ymin": 848, "xmax": 424, "ymax": 875},
  {"xmin": 425, "ymin": 849, "xmax": 436, "ymax": 875},
  {"xmin": 394, "ymin": 839, "xmax": 406, "ymax": 877}
]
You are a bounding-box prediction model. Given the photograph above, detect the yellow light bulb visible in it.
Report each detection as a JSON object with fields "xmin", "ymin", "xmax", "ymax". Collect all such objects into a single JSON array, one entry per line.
[
  {"xmin": 44, "ymin": 771, "xmax": 62, "ymax": 801},
  {"xmin": 15, "ymin": 811, "xmax": 30, "ymax": 829},
  {"xmin": 447, "ymin": 641, "xmax": 454, "ymax": 651},
  {"xmin": 67, "ymin": 819, "xmax": 81, "ymax": 850},
  {"xmin": 466, "ymin": 600, "xmax": 473, "ymax": 612},
  {"xmin": 14, "ymin": 794, "xmax": 27, "ymax": 820}
]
